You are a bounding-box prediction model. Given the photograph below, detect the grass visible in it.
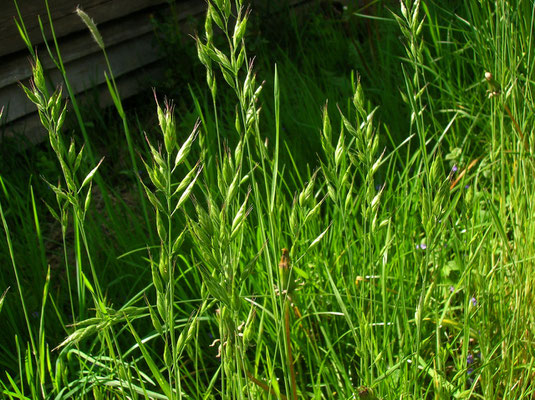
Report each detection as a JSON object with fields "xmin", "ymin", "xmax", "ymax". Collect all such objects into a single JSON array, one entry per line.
[{"xmin": 1, "ymin": 0, "xmax": 535, "ymax": 398}]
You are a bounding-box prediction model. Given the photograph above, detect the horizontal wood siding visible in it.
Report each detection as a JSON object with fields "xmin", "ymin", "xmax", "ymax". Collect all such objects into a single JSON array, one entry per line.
[
  {"xmin": 0, "ymin": 0, "xmax": 307, "ymax": 148},
  {"xmin": 0, "ymin": 0, "xmax": 169, "ymax": 58},
  {"xmin": 0, "ymin": 0, "xmax": 206, "ymax": 147}
]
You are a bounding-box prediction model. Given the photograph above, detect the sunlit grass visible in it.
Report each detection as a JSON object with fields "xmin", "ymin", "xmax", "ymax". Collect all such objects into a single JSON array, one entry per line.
[{"xmin": 1, "ymin": 0, "xmax": 534, "ymax": 398}]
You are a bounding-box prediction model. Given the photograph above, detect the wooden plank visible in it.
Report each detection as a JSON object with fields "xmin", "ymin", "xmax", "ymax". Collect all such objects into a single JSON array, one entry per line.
[
  {"xmin": 0, "ymin": 0, "xmax": 206, "ymax": 126},
  {"xmin": 1, "ymin": 0, "xmax": 311, "ymax": 146},
  {"xmin": 0, "ymin": 11, "xmax": 154, "ymax": 89},
  {"xmin": 2, "ymin": 62, "xmax": 165, "ymax": 149},
  {"xmin": 1, "ymin": 31, "xmax": 162, "ymax": 124},
  {"xmin": 0, "ymin": 0, "xmax": 172, "ymax": 58},
  {"xmin": 0, "ymin": 0, "xmax": 206, "ymax": 89}
]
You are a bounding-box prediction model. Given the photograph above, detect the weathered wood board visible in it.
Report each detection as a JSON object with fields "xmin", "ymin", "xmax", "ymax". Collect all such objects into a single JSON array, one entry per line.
[
  {"xmin": 0, "ymin": 0, "xmax": 170, "ymax": 58},
  {"xmin": 0, "ymin": 0, "xmax": 307, "ymax": 148},
  {"xmin": 0, "ymin": 0, "xmax": 205, "ymax": 147}
]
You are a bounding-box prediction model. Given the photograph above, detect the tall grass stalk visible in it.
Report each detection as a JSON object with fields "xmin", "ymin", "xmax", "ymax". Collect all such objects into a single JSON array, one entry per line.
[
  {"xmin": 74, "ymin": 6, "xmax": 154, "ymax": 243},
  {"xmin": 14, "ymin": 0, "xmax": 154, "ymax": 245}
]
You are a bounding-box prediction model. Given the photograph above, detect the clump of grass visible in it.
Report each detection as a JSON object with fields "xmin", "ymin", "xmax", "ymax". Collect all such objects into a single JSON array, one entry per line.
[{"xmin": 1, "ymin": 0, "xmax": 535, "ymax": 398}]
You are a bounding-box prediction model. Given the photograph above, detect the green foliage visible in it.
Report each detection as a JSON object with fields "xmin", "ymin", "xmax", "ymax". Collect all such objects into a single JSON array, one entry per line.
[{"xmin": 1, "ymin": 0, "xmax": 535, "ymax": 399}]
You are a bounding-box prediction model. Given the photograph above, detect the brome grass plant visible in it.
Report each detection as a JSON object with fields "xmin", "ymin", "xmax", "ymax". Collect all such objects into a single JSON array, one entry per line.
[{"xmin": 1, "ymin": 0, "xmax": 534, "ymax": 398}]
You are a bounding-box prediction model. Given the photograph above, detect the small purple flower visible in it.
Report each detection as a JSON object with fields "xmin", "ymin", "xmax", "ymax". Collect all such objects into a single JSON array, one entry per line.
[
  {"xmin": 464, "ymin": 184, "xmax": 470, "ymax": 189},
  {"xmin": 467, "ymin": 354, "xmax": 474, "ymax": 364},
  {"xmin": 471, "ymin": 296, "xmax": 477, "ymax": 307},
  {"xmin": 467, "ymin": 367, "xmax": 474, "ymax": 375},
  {"xmin": 449, "ymin": 286, "xmax": 455, "ymax": 293},
  {"xmin": 420, "ymin": 243, "xmax": 427, "ymax": 250},
  {"xmin": 451, "ymin": 165, "xmax": 458, "ymax": 173}
]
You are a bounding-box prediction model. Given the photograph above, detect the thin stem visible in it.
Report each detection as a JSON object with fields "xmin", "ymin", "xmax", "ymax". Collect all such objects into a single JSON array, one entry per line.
[{"xmin": 284, "ymin": 299, "xmax": 297, "ymax": 400}]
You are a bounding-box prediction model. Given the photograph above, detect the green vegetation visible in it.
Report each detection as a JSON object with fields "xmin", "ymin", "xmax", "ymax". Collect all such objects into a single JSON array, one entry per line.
[{"xmin": 1, "ymin": 0, "xmax": 534, "ymax": 398}]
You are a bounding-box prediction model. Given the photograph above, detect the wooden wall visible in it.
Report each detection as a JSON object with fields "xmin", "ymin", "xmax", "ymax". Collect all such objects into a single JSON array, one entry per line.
[
  {"xmin": 0, "ymin": 0, "xmax": 311, "ymax": 148},
  {"xmin": 0, "ymin": 0, "xmax": 206, "ymax": 148}
]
